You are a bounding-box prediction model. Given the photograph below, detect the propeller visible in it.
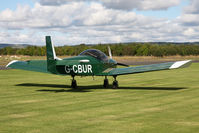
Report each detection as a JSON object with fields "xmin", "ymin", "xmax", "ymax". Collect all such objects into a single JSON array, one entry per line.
[
  {"xmin": 107, "ymin": 46, "xmax": 129, "ymax": 67},
  {"xmin": 117, "ymin": 62, "xmax": 129, "ymax": 67},
  {"xmin": 108, "ymin": 46, "xmax": 112, "ymax": 59}
]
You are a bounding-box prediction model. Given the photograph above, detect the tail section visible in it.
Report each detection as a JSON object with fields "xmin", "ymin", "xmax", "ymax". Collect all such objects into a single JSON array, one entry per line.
[
  {"xmin": 46, "ymin": 36, "xmax": 61, "ymax": 74},
  {"xmin": 46, "ymin": 36, "xmax": 56, "ymax": 61}
]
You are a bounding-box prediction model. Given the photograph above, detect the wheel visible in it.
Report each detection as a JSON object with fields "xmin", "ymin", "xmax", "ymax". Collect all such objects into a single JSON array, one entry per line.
[
  {"xmin": 71, "ymin": 79, "xmax": 77, "ymax": 88},
  {"xmin": 103, "ymin": 78, "xmax": 109, "ymax": 88},
  {"xmin": 71, "ymin": 80, "xmax": 77, "ymax": 88},
  {"xmin": 112, "ymin": 80, "xmax": 118, "ymax": 89}
]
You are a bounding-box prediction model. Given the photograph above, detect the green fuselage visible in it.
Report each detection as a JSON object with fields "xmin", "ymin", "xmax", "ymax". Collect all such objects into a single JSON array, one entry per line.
[{"xmin": 54, "ymin": 55, "xmax": 117, "ymax": 76}]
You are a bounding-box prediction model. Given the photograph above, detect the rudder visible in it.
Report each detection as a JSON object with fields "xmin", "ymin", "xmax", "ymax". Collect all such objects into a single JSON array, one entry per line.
[{"xmin": 45, "ymin": 36, "xmax": 59, "ymax": 74}]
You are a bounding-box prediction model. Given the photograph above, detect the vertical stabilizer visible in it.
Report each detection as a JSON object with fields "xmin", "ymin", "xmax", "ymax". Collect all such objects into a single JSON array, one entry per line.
[
  {"xmin": 46, "ymin": 36, "xmax": 57, "ymax": 60},
  {"xmin": 45, "ymin": 36, "xmax": 58, "ymax": 74}
]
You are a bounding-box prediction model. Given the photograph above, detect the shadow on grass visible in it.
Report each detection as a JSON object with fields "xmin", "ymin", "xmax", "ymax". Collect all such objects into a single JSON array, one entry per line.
[{"xmin": 16, "ymin": 83, "xmax": 186, "ymax": 93}]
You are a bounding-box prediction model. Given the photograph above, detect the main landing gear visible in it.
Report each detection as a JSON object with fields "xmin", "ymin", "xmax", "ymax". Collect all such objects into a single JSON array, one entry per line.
[
  {"xmin": 112, "ymin": 76, "xmax": 118, "ymax": 89},
  {"xmin": 103, "ymin": 76, "xmax": 118, "ymax": 89},
  {"xmin": 71, "ymin": 75, "xmax": 77, "ymax": 88},
  {"xmin": 103, "ymin": 76, "xmax": 109, "ymax": 88}
]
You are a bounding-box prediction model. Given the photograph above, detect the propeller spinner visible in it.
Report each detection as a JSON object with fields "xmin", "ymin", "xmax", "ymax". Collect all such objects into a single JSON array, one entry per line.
[{"xmin": 108, "ymin": 46, "xmax": 129, "ymax": 67}]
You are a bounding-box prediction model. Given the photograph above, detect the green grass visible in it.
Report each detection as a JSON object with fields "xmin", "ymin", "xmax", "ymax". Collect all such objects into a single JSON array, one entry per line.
[{"xmin": 0, "ymin": 63, "xmax": 199, "ymax": 133}]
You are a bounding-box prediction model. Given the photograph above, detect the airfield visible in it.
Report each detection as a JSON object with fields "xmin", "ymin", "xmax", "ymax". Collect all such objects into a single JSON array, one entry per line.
[{"xmin": 0, "ymin": 56, "xmax": 199, "ymax": 133}]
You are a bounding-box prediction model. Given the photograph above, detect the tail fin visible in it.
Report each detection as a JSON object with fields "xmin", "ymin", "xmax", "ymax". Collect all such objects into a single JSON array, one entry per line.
[
  {"xmin": 46, "ymin": 36, "xmax": 60, "ymax": 73},
  {"xmin": 46, "ymin": 36, "xmax": 58, "ymax": 60}
]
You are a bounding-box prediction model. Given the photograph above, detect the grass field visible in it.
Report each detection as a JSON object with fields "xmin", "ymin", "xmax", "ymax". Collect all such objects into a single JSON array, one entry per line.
[{"xmin": 0, "ymin": 63, "xmax": 199, "ymax": 133}]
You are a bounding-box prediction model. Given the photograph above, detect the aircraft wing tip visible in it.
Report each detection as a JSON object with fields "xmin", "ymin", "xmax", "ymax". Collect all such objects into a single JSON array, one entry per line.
[{"xmin": 169, "ymin": 60, "xmax": 192, "ymax": 69}]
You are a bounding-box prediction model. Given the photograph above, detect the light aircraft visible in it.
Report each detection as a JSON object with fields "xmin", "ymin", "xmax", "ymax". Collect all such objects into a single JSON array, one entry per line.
[{"xmin": 6, "ymin": 36, "xmax": 192, "ymax": 88}]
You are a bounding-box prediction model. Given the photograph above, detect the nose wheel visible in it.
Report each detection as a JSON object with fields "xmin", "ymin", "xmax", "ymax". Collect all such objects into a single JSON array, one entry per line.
[
  {"xmin": 71, "ymin": 75, "xmax": 77, "ymax": 88},
  {"xmin": 112, "ymin": 76, "xmax": 118, "ymax": 89},
  {"xmin": 103, "ymin": 76, "xmax": 109, "ymax": 88}
]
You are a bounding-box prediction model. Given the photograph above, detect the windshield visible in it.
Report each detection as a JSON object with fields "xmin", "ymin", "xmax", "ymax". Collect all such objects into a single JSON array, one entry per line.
[{"xmin": 79, "ymin": 49, "xmax": 108, "ymax": 61}]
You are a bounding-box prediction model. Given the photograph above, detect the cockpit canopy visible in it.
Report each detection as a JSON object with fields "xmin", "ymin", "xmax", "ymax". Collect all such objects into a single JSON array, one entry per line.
[{"xmin": 79, "ymin": 49, "xmax": 108, "ymax": 62}]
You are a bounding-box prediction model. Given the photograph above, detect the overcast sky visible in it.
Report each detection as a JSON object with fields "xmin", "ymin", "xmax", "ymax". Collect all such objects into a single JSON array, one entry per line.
[{"xmin": 0, "ymin": 0, "xmax": 199, "ymax": 45}]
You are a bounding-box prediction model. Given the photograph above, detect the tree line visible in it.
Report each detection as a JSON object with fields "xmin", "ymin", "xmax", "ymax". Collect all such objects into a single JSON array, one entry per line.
[{"xmin": 1, "ymin": 43, "xmax": 199, "ymax": 57}]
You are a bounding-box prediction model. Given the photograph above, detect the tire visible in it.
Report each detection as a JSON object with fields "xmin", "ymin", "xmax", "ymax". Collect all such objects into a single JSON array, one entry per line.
[
  {"xmin": 71, "ymin": 80, "xmax": 77, "ymax": 88},
  {"xmin": 112, "ymin": 81, "xmax": 118, "ymax": 89},
  {"xmin": 103, "ymin": 79, "xmax": 109, "ymax": 88}
]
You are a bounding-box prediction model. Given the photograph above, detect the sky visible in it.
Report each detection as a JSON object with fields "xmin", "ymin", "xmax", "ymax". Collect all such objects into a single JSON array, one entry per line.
[{"xmin": 0, "ymin": 0, "xmax": 199, "ymax": 45}]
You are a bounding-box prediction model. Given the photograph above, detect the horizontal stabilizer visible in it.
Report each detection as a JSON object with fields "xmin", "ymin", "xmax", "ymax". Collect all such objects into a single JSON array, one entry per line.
[{"xmin": 6, "ymin": 60, "xmax": 49, "ymax": 73}]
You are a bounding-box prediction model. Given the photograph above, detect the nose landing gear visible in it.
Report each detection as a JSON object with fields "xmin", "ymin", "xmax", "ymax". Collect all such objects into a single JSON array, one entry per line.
[{"xmin": 112, "ymin": 76, "xmax": 118, "ymax": 89}]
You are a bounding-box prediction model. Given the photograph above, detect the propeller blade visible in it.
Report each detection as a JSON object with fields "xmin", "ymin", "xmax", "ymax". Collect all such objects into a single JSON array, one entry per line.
[
  {"xmin": 108, "ymin": 46, "xmax": 112, "ymax": 59},
  {"xmin": 117, "ymin": 62, "xmax": 129, "ymax": 67}
]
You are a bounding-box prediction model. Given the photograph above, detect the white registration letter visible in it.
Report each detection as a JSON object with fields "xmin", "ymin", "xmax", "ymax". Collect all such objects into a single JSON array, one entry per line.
[
  {"xmin": 88, "ymin": 65, "xmax": 92, "ymax": 73},
  {"xmin": 65, "ymin": 65, "xmax": 70, "ymax": 73},
  {"xmin": 78, "ymin": 65, "xmax": 83, "ymax": 73},
  {"xmin": 73, "ymin": 65, "xmax": 77, "ymax": 73},
  {"xmin": 82, "ymin": 65, "xmax": 87, "ymax": 73}
]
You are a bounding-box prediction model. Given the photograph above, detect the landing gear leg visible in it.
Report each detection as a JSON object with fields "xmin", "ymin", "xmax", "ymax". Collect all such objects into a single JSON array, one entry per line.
[
  {"xmin": 112, "ymin": 76, "xmax": 118, "ymax": 89},
  {"xmin": 103, "ymin": 76, "xmax": 109, "ymax": 88},
  {"xmin": 71, "ymin": 75, "xmax": 77, "ymax": 88}
]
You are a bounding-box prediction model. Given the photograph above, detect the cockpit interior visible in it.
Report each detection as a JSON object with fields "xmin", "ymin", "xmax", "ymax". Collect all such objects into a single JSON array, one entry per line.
[{"xmin": 79, "ymin": 49, "xmax": 108, "ymax": 61}]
